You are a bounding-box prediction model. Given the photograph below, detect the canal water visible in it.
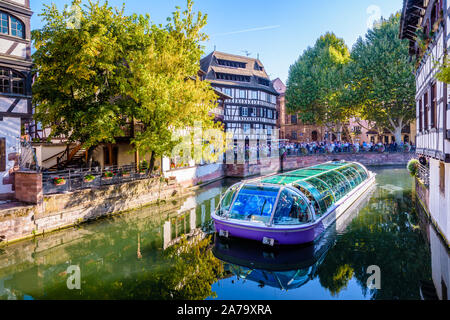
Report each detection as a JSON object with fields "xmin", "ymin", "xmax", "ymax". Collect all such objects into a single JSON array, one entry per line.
[{"xmin": 0, "ymin": 167, "xmax": 447, "ymax": 300}]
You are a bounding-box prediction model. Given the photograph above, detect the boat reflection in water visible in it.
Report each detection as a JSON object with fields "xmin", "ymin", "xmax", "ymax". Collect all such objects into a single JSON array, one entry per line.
[{"xmin": 213, "ymin": 183, "xmax": 376, "ymax": 291}]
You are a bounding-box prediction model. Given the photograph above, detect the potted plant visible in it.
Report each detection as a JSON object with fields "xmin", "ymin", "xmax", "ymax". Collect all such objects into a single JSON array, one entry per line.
[
  {"xmin": 402, "ymin": 143, "xmax": 411, "ymax": 153},
  {"xmin": 375, "ymin": 144, "xmax": 385, "ymax": 153},
  {"xmin": 103, "ymin": 171, "xmax": 115, "ymax": 180},
  {"xmin": 122, "ymin": 170, "xmax": 131, "ymax": 178},
  {"xmin": 407, "ymin": 159, "xmax": 419, "ymax": 177},
  {"xmin": 53, "ymin": 177, "xmax": 66, "ymax": 186},
  {"xmin": 84, "ymin": 174, "xmax": 96, "ymax": 183},
  {"xmin": 349, "ymin": 144, "xmax": 359, "ymax": 154}
]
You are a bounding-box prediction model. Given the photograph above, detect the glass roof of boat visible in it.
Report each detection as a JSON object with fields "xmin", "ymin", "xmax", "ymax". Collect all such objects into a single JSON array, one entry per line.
[{"xmin": 261, "ymin": 162, "xmax": 369, "ymax": 215}]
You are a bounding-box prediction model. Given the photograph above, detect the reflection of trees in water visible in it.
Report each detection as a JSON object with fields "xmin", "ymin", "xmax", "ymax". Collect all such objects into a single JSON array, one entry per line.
[
  {"xmin": 317, "ymin": 189, "xmax": 432, "ymax": 299},
  {"xmin": 0, "ymin": 186, "xmax": 227, "ymax": 300},
  {"xmin": 27, "ymin": 236, "xmax": 223, "ymax": 300}
]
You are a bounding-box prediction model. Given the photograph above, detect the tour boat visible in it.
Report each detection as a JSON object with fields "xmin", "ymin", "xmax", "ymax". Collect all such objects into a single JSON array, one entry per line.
[{"xmin": 212, "ymin": 161, "xmax": 376, "ymax": 246}]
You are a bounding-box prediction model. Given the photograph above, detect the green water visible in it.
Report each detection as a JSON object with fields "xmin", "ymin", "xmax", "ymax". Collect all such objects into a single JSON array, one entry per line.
[{"xmin": 0, "ymin": 168, "xmax": 440, "ymax": 300}]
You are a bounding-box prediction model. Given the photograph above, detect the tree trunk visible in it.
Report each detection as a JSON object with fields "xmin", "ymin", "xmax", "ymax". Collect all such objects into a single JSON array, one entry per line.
[
  {"xmin": 149, "ymin": 151, "xmax": 156, "ymax": 174},
  {"xmin": 86, "ymin": 145, "xmax": 98, "ymax": 169},
  {"xmin": 393, "ymin": 126, "xmax": 403, "ymax": 144}
]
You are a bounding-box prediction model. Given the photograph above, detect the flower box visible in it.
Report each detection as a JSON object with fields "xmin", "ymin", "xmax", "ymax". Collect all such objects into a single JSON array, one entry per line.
[
  {"xmin": 53, "ymin": 178, "xmax": 66, "ymax": 186},
  {"xmin": 103, "ymin": 172, "xmax": 116, "ymax": 180},
  {"xmin": 84, "ymin": 175, "xmax": 96, "ymax": 183}
]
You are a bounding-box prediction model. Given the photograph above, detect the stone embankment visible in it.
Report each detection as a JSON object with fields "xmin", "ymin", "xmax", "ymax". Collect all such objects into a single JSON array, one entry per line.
[{"xmin": 0, "ymin": 173, "xmax": 192, "ymax": 246}]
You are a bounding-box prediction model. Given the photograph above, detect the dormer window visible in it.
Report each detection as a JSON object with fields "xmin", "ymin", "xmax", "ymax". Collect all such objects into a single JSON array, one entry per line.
[
  {"xmin": 254, "ymin": 63, "xmax": 263, "ymax": 71},
  {"xmin": 216, "ymin": 72, "xmax": 250, "ymax": 82},
  {"xmin": 217, "ymin": 59, "xmax": 246, "ymax": 69},
  {"xmin": 0, "ymin": 11, "xmax": 25, "ymax": 39}
]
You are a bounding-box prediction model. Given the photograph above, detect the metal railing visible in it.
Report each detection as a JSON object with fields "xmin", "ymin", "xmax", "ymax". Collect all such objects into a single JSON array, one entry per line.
[
  {"xmin": 281, "ymin": 145, "xmax": 416, "ymax": 157},
  {"xmin": 417, "ymin": 163, "xmax": 430, "ymax": 188},
  {"xmin": 42, "ymin": 164, "xmax": 161, "ymax": 195}
]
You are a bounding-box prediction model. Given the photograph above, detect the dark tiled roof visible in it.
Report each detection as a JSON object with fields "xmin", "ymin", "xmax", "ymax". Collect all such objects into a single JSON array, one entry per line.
[
  {"xmin": 399, "ymin": 0, "xmax": 425, "ymax": 52},
  {"xmin": 200, "ymin": 51, "xmax": 279, "ymax": 95}
]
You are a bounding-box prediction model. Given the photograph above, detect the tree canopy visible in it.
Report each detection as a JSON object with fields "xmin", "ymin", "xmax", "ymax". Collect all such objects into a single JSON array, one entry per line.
[
  {"xmin": 32, "ymin": 0, "xmax": 220, "ymax": 167},
  {"xmin": 349, "ymin": 14, "xmax": 416, "ymax": 143},
  {"xmin": 286, "ymin": 33, "xmax": 352, "ymax": 139},
  {"xmin": 286, "ymin": 14, "xmax": 416, "ymax": 143}
]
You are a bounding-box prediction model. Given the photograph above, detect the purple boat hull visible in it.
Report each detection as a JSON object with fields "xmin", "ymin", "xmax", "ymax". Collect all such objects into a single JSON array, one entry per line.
[{"xmin": 213, "ymin": 220, "xmax": 326, "ymax": 245}]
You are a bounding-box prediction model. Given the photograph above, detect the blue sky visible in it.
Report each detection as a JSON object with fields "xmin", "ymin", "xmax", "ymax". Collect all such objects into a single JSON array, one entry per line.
[{"xmin": 30, "ymin": 0, "xmax": 403, "ymax": 83}]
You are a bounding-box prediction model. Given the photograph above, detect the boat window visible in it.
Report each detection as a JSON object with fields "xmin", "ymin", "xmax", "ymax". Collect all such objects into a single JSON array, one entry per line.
[
  {"xmin": 350, "ymin": 163, "xmax": 368, "ymax": 181},
  {"xmin": 217, "ymin": 184, "xmax": 240, "ymax": 217},
  {"xmin": 294, "ymin": 181, "xmax": 324, "ymax": 215},
  {"xmin": 305, "ymin": 178, "xmax": 335, "ymax": 215},
  {"xmin": 337, "ymin": 166, "xmax": 361, "ymax": 188},
  {"xmin": 273, "ymin": 189, "xmax": 312, "ymax": 225},
  {"xmin": 229, "ymin": 185, "xmax": 280, "ymax": 223}
]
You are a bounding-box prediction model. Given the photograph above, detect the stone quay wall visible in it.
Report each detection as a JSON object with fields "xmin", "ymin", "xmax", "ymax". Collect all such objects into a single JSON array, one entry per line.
[
  {"xmin": 281, "ymin": 152, "xmax": 414, "ymax": 171},
  {"xmin": 0, "ymin": 173, "xmax": 193, "ymax": 245},
  {"xmin": 225, "ymin": 152, "xmax": 414, "ymax": 178}
]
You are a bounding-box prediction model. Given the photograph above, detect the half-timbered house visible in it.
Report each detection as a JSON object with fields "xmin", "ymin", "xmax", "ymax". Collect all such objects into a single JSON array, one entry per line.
[
  {"xmin": 0, "ymin": 0, "xmax": 32, "ymax": 197},
  {"xmin": 200, "ymin": 51, "xmax": 279, "ymax": 146},
  {"xmin": 400, "ymin": 0, "xmax": 450, "ymax": 245}
]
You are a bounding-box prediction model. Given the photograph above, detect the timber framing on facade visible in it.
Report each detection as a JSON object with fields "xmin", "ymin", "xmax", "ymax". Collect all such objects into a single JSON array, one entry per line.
[
  {"xmin": 401, "ymin": 0, "xmax": 450, "ymax": 163},
  {"xmin": 200, "ymin": 51, "xmax": 279, "ymax": 143},
  {"xmin": 400, "ymin": 0, "xmax": 450, "ymax": 247},
  {"xmin": 0, "ymin": 0, "xmax": 33, "ymax": 195}
]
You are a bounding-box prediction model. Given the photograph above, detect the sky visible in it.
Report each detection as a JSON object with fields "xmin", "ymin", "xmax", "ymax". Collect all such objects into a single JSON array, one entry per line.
[{"xmin": 30, "ymin": 0, "xmax": 403, "ymax": 83}]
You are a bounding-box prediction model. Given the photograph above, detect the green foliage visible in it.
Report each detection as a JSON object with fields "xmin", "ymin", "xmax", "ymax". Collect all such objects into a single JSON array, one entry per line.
[
  {"xmin": 407, "ymin": 159, "xmax": 419, "ymax": 177},
  {"xmin": 84, "ymin": 174, "xmax": 96, "ymax": 182},
  {"xmin": 436, "ymin": 57, "xmax": 450, "ymax": 84},
  {"xmin": 32, "ymin": 0, "xmax": 221, "ymax": 162},
  {"xmin": 349, "ymin": 14, "xmax": 416, "ymax": 142},
  {"xmin": 32, "ymin": 0, "xmax": 131, "ymax": 148},
  {"xmin": 286, "ymin": 33, "xmax": 352, "ymax": 129},
  {"xmin": 317, "ymin": 175, "xmax": 431, "ymax": 299}
]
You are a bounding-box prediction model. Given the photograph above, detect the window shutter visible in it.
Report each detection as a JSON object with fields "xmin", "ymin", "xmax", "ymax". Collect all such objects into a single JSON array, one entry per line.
[{"xmin": 0, "ymin": 138, "xmax": 6, "ymax": 172}]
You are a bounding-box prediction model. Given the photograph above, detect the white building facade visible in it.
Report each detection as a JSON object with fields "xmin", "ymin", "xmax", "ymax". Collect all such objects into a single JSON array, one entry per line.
[
  {"xmin": 400, "ymin": 0, "xmax": 450, "ymax": 246},
  {"xmin": 0, "ymin": 0, "xmax": 32, "ymax": 197}
]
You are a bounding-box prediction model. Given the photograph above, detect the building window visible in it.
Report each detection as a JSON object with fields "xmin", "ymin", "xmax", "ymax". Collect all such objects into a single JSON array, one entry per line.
[
  {"xmin": 217, "ymin": 59, "xmax": 246, "ymax": 69},
  {"xmin": 258, "ymin": 77, "xmax": 270, "ymax": 86},
  {"xmin": 267, "ymin": 109, "xmax": 273, "ymax": 119},
  {"xmin": 0, "ymin": 68, "xmax": 25, "ymax": 95},
  {"xmin": 254, "ymin": 62, "xmax": 263, "ymax": 71},
  {"xmin": 216, "ymin": 73, "xmax": 250, "ymax": 82},
  {"xmin": 10, "ymin": 16, "xmax": 23, "ymax": 38},
  {"xmin": 251, "ymin": 90, "xmax": 258, "ymax": 100},
  {"xmin": 0, "ymin": 12, "xmax": 8, "ymax": 34},
  {"xmin": 0, "ymin": 138, "xmax": 5, "ymax": 172},
  {"xmin": 239, "ymin": 89, "xmax": 246, "ymax": 99},
  {"xmin": 292, "ymin": 131, "xmax": 297, "ymax": 140},
  {"xmin": 243, "ymin": 124, "xmax": 250, "ymax": 133},
  {"xmin": 271, "ymin": 95, "xmax": 277, "ymax": 104},
  {"xmin": 291, "ymin": 115, "xmax": 297, "ymax": 124},
  {"xmin": 431, "ymin": 83, "xmax": 437, "ymax": 128},
  {"xmin": 440, "ymin": 162, "xmax": 445, "ymax": 194},
  {"xmin": 241, "ymin": 107, "xmax": 248, "ymax": 117},
  {"xmin": 424, "ymin": 92, "xmax": 429, "ymax": 130},
  {"xmin": 419, "ymin": 99, "xmax": 423, "ymax": 132},
  {"xmin": 0, "ymin": 11, "xmax": 24, "ymax": 39},
  {"xmin": 223, "ymin": 88, "xmax": 233, "ymax": 97}
]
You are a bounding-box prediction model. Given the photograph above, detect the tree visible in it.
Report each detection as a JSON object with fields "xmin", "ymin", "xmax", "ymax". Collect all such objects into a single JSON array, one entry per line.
[
  {"xmin": 349, "ymin": 14, "xmax": 416, "ymax": 143},
  {"xmin": 32, "ymin": 0, "xmax": 133, "ymax": 164},
  {"xmin": 286, "ymin": 33, "xmax": 352, "ymax": 141},
  {"xmin": 122, "ymin": 1, "xmax": 221, "ymax": 170},
  {"xmin": 32, "ymin": 0, "xmax": 220, "ymax": 169}
]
